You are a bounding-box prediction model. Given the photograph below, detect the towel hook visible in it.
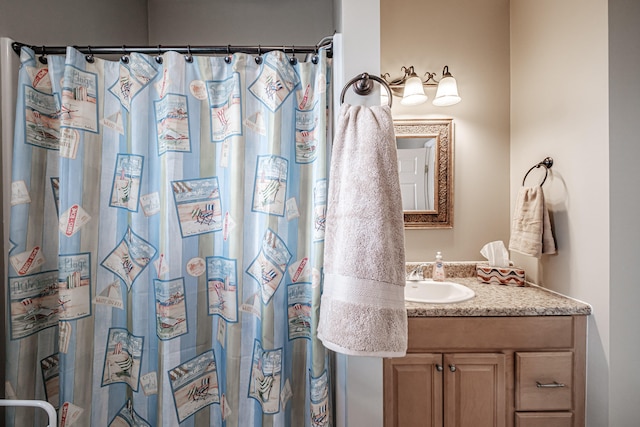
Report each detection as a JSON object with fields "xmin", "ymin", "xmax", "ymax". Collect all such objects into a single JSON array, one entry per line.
[
  {"xmin": 340, "ymin": 72, "xmax": 393, "ymax": 108},
  {"xmin": 522, "ymin": 157, "xmax": 554, "ymax": 186}
]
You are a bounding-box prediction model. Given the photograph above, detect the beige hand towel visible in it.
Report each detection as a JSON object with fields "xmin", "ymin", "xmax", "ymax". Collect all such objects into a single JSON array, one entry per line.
[
  {"xmin": 508, "ymin": 186, "xmax": 556, "ymax": 257},
  {"xmin": 317, "ymin": 103, "xmax": 407, "ymax": 357}
]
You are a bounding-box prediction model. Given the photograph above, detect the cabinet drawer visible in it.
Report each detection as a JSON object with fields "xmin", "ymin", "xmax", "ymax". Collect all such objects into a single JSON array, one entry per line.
[
  {"xmin": 515, "ymin": 412, "xmax": 573, "ymax": 427},
  {"xmin": 516, "ymin": 352, "xmax": 573, "ymax": 410}
]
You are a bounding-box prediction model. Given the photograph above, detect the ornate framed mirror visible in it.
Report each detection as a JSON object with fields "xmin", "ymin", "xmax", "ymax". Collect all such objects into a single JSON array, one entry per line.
[{"xmin": 394, "ymin": 118, "xmax": 454, "ymax": 229}]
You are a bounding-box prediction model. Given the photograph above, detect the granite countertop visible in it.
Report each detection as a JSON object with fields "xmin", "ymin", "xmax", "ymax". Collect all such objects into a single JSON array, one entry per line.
[{"xmin": 405, "ymin": 262, "xmax": 592, "ymax": 317}]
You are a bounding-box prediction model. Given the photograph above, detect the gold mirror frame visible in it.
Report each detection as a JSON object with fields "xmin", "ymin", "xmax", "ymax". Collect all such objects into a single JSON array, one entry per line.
[{"xmin": 394, "ymin": 118, "xmax": 454, "ymax": 229}]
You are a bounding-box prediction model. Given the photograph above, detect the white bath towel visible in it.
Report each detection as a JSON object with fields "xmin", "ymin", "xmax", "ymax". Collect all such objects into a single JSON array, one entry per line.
[
  {"xmin": 317, "ymin": 103, "xmax": 407, "ymax": 357},
  {"xmin": 508, "ymin": 186, "xmax": 556, "ymax": 258}
]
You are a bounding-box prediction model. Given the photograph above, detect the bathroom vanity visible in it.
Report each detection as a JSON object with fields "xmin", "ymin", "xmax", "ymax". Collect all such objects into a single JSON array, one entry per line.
[{"xmin": 384, "ymin": 264, "xmax": 591, "ymax": 427}]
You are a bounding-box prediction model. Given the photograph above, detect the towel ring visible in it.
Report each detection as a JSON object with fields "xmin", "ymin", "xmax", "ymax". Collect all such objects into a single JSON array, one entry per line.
[
  {"xmin": 340, "ymin": 72, "xmax": 393, "ymax": 108},
  {"xmin": 522, "ymin": 157, "xmax": 554, "ymax": 186}
]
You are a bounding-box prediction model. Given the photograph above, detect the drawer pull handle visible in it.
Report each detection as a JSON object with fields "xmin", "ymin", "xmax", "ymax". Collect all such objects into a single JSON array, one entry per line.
[{"xmin": 536, "ymin": 381, "xmax": 565, "ymax": 388}]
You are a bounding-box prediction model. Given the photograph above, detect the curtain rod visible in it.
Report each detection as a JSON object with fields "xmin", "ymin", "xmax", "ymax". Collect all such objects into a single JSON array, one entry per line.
[{"xmin": 11, "ymin": 36, "xmax": 333, "ymax": 58}]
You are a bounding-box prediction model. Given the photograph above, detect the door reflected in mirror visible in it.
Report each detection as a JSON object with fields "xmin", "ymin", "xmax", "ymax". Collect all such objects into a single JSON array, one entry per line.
[
  {"xmin": 397, "ymin": 136, "xmax": 436, "ymax": 211},
  {"xmin": 394, "ymin": 119, "xmax": 454, "ymax": 229}
]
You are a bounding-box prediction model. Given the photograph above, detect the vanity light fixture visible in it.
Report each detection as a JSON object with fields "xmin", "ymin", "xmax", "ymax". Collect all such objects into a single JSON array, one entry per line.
[{"xmin": 382, "ymin": 65, "xmax": 462, "ymax": 107}]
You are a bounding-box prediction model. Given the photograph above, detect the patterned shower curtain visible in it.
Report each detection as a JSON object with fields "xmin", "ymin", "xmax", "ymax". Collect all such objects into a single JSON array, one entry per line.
[{"xmin": 6, "ymin": 45, "xmax": 331, "ymax": 427}]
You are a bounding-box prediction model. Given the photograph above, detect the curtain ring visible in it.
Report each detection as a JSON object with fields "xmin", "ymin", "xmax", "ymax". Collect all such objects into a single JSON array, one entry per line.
[
  {"xmin": 85, "ymin": 46, "xmax": 95, "ymax": 63},
  {"xmin": 289, "ymin": 45, "xmax": 297, "ymax": 65},
  {"xmin": 312, "ymin": 45, "xmax": 319, "ymax": 64},
  {"xmin": 184, "ymin": 45, "xmax": 193, "ymax": 63},
  {"xmin": 121, "ymin": 45, "xmax": 129, "ymax": 64},
  {"xmin": 255, "ymin": 45, "xmax": 263, "ymax": 64},
  {"xmin": 38, "ymin": 46, "xmax": 47, "ymax": 64},
  {"xmin": 155, "ymin": 45, "xmax": 163, "ymax": 64},
  {"xmin": 224, "ymin": 44, "xmax": 232, "ymax": 64}
]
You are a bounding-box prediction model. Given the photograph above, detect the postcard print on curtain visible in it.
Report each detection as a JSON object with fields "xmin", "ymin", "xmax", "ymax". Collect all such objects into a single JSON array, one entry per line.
[{"xmin": 6, "ymin": 45, "xmax": 332, "ymax": 427}]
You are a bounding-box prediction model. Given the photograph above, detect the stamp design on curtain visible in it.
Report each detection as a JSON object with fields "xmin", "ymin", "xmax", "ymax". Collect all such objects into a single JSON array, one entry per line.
[
  {"xmin": 171, "ymin": 177, "xmax": 223, "ymax": 237},
  {"xmin": 101, "ymin": 327, "xmax": 144, "ymax": 391},
  {"xmin": 168, "ymin": 350, "xmax": 220, "ymax": 423},
  {"xmin": 206, "ymin": 256, "xmax": 238, "ymax": 322}
]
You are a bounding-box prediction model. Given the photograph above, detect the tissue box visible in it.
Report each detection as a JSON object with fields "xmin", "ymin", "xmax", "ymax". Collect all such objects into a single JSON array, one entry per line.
[{"xmin": 476, "ymin": 264, "xmax": 526, "ymax": 286}]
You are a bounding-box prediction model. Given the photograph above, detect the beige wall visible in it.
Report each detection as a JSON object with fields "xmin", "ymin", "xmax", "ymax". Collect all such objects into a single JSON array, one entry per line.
[
  {"xmin": 510, "ymin": 0, "xmax": 609, "ymax": 425},
  {"xmin": 381, "ymin": 0, "xmax": 511, "ymax": 262}
]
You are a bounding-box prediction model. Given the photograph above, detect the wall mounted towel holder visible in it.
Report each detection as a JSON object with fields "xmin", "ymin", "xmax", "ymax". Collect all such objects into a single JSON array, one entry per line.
[
  {"xmin": 340, "ymin": 72, "xmax": 393, "ymax": 107},
  {"xmin": 522, "ymin": 157, "xmax": 554, "ymax": 186}
]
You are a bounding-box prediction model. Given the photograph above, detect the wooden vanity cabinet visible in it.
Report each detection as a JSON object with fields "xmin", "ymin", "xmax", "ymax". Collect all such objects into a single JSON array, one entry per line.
[
  {"xmin": 383, "ymin": 316, "xmax": 587, "ymax": 427},
  {"xmin": 385, "ymin": 353, "xmax": 443, "ymax": 427},
  {"xmin": 384, "ymin": 352, "xmax": 506, "ymax": 427}
]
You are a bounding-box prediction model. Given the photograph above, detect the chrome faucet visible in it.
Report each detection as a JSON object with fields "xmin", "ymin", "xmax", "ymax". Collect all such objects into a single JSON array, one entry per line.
[{"xmin": 407, "ymin": 264, "xmax": 426, "ymax": 281}]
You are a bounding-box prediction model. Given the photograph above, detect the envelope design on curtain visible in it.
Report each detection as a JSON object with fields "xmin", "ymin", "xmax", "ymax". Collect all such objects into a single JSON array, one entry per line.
[
  {"xmin": 153, "ymin": 277, "xmax": 188, "ymax": 340},
  {"xmin": 110, "ymin": 399, "xmax": 151, "ymax": 426},
  {"xmin": 310, "ymin": 370, "xmax": 330, "ymax": 427},
  {"xmin": 101, "ymin": 327, "xmax": 144, "ymax": 391},
  {"xmin": 249, "ymin": 53, "xmax": 299, "ymax": 112},
  {"xmin": 252, "ymin": 155, "xmax": 288, "ymax": 215},
  {"xmin": 206, "ymin": 74, "xmax": 242, "ymax": 142},
  {"xmin": 313, "ymin": 178, "xmax": 327, "ymax": 242},
  {"xmin": 24, "ymin": 85, "xmax": 60, "ymax": 149},
  {"xmin": 287, "ymin": 282, "xmax": 312, "ymax": 340},
  {"xmin": 171, "ymin": 177, "xmax": 223, "ymax": 237},
  {"xmin": 100, "ymin": 227, "xmax": 157, "ymax": 291},
  {"xmin": 154, "ymin": 93, "xmax": 191, "ymax": 154},
  {"xmin": 295, "ymin": 107, "xmax": 320, "ymax": 163},
  {"xmin": 108, "ymin": 54, "xmax": 158, "ymax": 111},
  {"xmin": 205, "ymin": 256, "xmax": 239, "ymax": 322},
  {"xmin": 8, "ymin": 270, "xmax": 59, "ymax": 339},
  {"xmin": 247, "ymin": 229, "xmax": 292, "ymax": 305},
  {"xmin": 57, "ymin": 252, "xmax": 91, "ymax": 320},
  {"xmin": 60, "ymin": 65, "xmax": 99, "ymax": 132},
  {"xmin": 40, "ymin": 353, "xmax": 60, "ymax": 409},
  {"xmin": 109, "ymin": 153, "xmax": 144, "ymax": 211},
  {"xmin": 168, "ymin": 350, "xmax": 220, "ymax": 423},
  {"xmin": 248, "ymin": 339, "xmax": 282, "ymax": 414}
]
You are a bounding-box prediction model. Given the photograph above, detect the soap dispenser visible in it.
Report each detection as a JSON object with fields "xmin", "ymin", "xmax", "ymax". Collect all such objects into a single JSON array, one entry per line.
[{"xmin": 432, "ymin": 252, "xmax": 446, "ymax": 281}]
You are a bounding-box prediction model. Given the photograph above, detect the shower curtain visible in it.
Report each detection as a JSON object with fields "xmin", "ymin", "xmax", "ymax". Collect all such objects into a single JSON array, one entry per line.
[{"xmin": 6, "ymin": 45, "xmax": 331, "ymax": 427}]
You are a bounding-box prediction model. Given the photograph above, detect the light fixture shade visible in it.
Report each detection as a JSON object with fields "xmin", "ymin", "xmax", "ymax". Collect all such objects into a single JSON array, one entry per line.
[
  {"xmin": 432, "ymin": 75, "xmax": 461, "ymax": 106},
  {"xmin": 401, "ymin": 75, "xmax": 428, "ymax": 106}
]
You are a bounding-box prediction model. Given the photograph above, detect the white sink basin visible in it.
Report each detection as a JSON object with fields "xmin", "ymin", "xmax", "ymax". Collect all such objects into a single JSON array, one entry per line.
[{"xmin": 405, "ymin": 280, "xmax": 475, "ymax": 304}]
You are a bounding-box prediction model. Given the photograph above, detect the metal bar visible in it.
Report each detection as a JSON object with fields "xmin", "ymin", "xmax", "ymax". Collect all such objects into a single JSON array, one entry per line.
[
  {"xmin": 0, "ymin": 399, "xmax": 57, "ymax": 427},
  {"xmin": 11, "ymin": 38, "xmax": 333, "ymax": 58}
]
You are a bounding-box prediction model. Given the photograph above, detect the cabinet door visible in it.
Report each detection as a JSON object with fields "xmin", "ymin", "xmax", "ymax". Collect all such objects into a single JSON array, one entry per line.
[
  {"xmin": 444, "ymin": 353, "xmax": 506, "ymax": 427},
  {"xmin": 515, "ymin": 352, "xmax": 573, "ymax": 411},
  {"xmin": 384, "ymin": 353, "xmax": 443, "ymax": 427}
]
